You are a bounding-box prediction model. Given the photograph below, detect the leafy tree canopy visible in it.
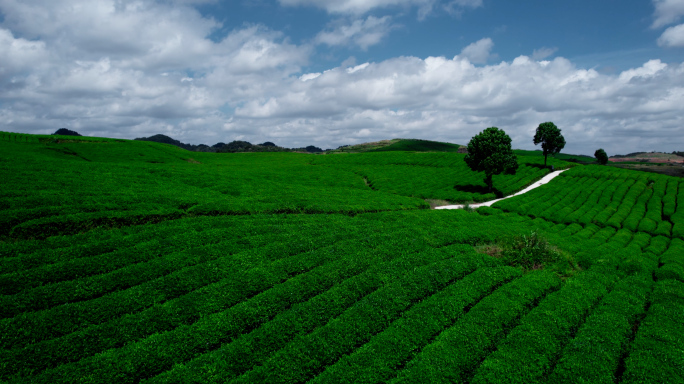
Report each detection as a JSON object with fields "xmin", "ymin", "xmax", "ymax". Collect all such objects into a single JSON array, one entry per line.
[
  {"xmin": 53, "ymin": 128, "xmax": 81, "ymax": 136},
  {"xmin": 595, "ymin": 148, "xmax": 609, "ymax": 165},
  {"xmin": 464, "ymin": 127, "xmax": 518, "ymax": 191},
  {"xmin": 533, "ymin": 122, "xmax": 566, "ymax": 166}
]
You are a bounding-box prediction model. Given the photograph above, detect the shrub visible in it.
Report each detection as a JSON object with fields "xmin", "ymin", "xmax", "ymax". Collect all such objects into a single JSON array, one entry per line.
[{"xmin": 497, "ymin": 231, "xmax": 564, "ymax": 270}]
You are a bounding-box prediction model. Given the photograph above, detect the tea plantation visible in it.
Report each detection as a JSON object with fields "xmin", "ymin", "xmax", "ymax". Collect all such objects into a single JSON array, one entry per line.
[{"xmin": 0, "ymin": 134, "xmax": 682, "ymax": 383}]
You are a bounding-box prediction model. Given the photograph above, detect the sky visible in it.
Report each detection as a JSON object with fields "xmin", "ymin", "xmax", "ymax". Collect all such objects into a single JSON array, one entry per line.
[{"xmin": 1, "ymin": 0, "xmax": 683, "ymax": 155}]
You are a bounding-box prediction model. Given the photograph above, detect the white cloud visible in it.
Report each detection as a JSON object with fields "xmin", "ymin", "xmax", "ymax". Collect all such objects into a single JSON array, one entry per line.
[
  {"xmin": 531, "ymin": 47, "xmax": 558, "ymax": 61},
  {"xmin": 228, "ymin": 56, "xmax": 684, "ymax": 154},
  {"xmin": 300, "ymin": 72, "xmax": 322, "ymax": 81},
  {"xmin": 316, "ymin": 16, "xmax": 395, "ymax": 50},
  {"xmin": 1, "ymin": 0, "xmax": 683, "ymax": 155},
  {"xmin": 658, "ymin": 23, "xmax": 684, "ymax": 47},
  {"xmin": 443, "ymin": 0, "xmax": 483, "ymax": 17},
  {"xmin": 652, "ymin": 0, "xmax": 684, "ymax": 28},
  {"xmin": 619, "ymin": 59, "xmax": 667, "ymax": 81},
  {"xmin": 0, "ymin": 0, "xmax": 309, "ymax": 141},
  {"xmin": 278, "ymin": 0, "xmax": 481, "ymax": 19},
  {"xmin": 279, "ymin": 0, "xmax": 432, "ymax": 15},
  {"xmin": 459, "ymin": 37, "xmax": 495, "ymax": 64},
  {"xmin": 0, "ymin": 28, "xmax": 49, "ymax": 81},
  {"xmin": 0, "ymin": 0, "xmax": 219, "ymax": 69}
]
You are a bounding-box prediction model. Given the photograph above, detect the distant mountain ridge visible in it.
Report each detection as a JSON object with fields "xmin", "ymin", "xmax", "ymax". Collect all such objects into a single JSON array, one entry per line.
[{"xmin": 134, "ymin": 134, "xmax": 323, "ymax": 153}]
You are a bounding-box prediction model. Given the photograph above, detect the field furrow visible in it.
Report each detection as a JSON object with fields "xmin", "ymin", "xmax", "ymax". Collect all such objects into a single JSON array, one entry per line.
[{"xmin": 390, "ymin": 270, "xmax": 562, "ymax": 384}]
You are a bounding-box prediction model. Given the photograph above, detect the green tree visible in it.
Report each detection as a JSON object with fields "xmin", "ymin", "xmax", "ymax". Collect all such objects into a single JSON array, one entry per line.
[
  {"xmin": 464, "ymin": 127, "xmax": 518, "ymax": 192},
  {"xmin": 533, "ymin": 122, "xmax": 566, "ymax": 166},
  {"xmin": 595, "ymin": 148, "xmax": 608, "ymax": 165}
]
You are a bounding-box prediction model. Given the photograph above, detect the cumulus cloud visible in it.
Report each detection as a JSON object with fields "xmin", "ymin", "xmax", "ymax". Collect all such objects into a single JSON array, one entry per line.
[
  {"xmin": 443, "ymin": 0, "xmax": 483, "ymax": 17},
  {"xmin": 459, "ymin": 37, "xmax": 495, "ymax": 64},
  {"xmin": 531, "ymin": 47, "xmax": 558, "ymax": 61},
  {"xmin": 0, "ymin": 0, "xmax": 309, "ymax": 142},
  {"xmin": 652, "ymin": 0, "xmax": 684, "ymax": 28},
  {"xmin": 1, "ymin": 0, "xmax": 683, "ymax": 155},
  {"xmin": 230, "ymin": 55, "xmax": 684, "ymax": 154},
  {"xmin": 278, "ymin": 0, "xmax": 481, "ymax": 19},
  {"xmin": 316, "ymin": 16, "xmax": 395, "ymax": 50},
  {"xmin": 658, "ymin": 23, "xmax": 684, "ymax": 47},
  {"xmin": 0, "ymin": 28, "xmax": 49, "ymax": 81}
]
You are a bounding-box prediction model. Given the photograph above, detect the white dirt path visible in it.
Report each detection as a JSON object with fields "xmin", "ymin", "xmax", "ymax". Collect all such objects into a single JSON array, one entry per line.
[{"xmin": 435, "ymin": 169, "xmax": 568, "ymax": 210}]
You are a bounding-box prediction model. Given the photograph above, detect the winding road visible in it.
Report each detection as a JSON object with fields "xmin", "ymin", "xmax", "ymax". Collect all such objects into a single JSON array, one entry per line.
[{"xmin": 435, "ymin": 169, "xmax": 568, "ymax": 210}]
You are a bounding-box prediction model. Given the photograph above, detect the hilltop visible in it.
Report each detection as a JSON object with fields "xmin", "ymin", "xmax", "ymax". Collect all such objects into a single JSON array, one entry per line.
[
  {"xmin": 610, "ymin": 151, "xmax": 684, "ymax": 164},
  {"xmin": 329, "ymin": 139, "xmax": 464, "ymax": 153},
  {"xmin": 134, "ymin": 134, "xmax": 323, "ymax": 153}
]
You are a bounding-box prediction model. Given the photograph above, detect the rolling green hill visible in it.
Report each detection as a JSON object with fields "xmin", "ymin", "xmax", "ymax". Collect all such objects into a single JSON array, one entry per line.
[
  {"xmin": 1, "ymin": 133, "xmax": 683, "ymax": 384},
  {"xmin": 329, "ymin": 138, "xmax": 462, "ymax": 153},
  {"xmin": 370, "ymin": 139, "xmax": 463, "ymax": 152},
  {"xmin": 513, "ymin": 149, "xmax": 597, "ymax": 163}
]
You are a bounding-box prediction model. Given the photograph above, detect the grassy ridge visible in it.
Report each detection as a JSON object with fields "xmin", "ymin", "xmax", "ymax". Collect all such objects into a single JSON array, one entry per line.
[{"xmin": 371, "ymin": 139, "xmax": 463, "ymax": 152}]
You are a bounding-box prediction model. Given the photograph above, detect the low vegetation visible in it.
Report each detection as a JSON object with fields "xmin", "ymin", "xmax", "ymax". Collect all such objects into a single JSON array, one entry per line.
[{"xmin": 1, "ymin": 132, "xmax": 682, "ymax": 383}]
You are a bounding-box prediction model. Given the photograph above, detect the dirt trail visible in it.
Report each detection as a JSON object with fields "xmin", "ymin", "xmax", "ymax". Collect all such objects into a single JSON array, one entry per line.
[{"xmin": 435, "ymin": 169, "xmax": 568, "ymax": 210}]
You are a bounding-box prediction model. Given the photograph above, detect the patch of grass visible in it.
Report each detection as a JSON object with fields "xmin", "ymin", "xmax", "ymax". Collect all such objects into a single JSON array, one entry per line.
[{"xmin": 476, "ymin": 231, "xmax": 580, "ymax": 278}]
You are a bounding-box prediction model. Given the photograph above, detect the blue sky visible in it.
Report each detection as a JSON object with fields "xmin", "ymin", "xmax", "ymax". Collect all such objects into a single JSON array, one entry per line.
[
  {"xmin": 202, "ymin": 0, "xmax": 675, "ymax": 73},
  {"xmin": 1, "ymin": 0, "xmax": 683, "ymax": 155}
]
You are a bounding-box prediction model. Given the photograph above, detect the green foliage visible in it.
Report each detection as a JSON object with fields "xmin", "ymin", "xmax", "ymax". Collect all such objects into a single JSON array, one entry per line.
[
  {"xmin": 532, "ymin": 275, "xmax": 651, "ymax": 384},
  {"xmin": 595, "ymin": 148, "xmax": 609, "ymax": 164},
  {"xmin": 313, "ymin": 152, "xmax": 571, "ymax": 203},
  {"xmin": 307, "ymin": 266, "xmax": 520, "ymax": 384},
  {"xmin": 1, "ymin": 134, "xmax": 684, "ymax": 384},
  {"xmin": 620, "ymin": 279, "xmax": 684, "ymax": 384},
  {"xmin": 464, "ymin": 127, "xmax": 519, "ymax": 191},
  {"xmin": 495, "ymin": 231, "xmax": 566, "ymax": 271},
  {"xmin": 470, "ymin": 269, "xmax": 620, "ymax": 384},
  {"xmin": 493, "ymin": 165, "xmax": 683, "ymax": 240},
  {"xmin": 371, "ymin": 139, "xmax": 463, "ymax": 152},
  {"xmin": 391, "ymin": 270, "xmax": 562, "ymax": 384},
  {"xmin": 533, "ymin": 122, "xmax": 566, "ymax": 166}
]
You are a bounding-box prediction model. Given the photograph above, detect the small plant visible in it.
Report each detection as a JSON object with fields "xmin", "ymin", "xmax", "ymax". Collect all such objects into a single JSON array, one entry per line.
[
  {"xmin": 477, "ymin": 231, "xmax": 579, "ymax": 277},
  {"xmin": 496, "ymin": 231, "xmax": 560, "ymax": 269},
  {"xmin": 463, "ymin": 203, "xmax": 475, "ymax": 212}
]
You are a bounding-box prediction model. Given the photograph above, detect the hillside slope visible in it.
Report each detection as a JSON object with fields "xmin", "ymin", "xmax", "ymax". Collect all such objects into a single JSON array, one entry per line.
[{"xmin": 1, "ymin": 133, "xmax": 683, "ymax": 384}]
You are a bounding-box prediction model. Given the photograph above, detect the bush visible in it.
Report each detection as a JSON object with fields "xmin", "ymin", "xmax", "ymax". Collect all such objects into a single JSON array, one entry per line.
[{"xmin": 497, "ymin": 231, "xmax": 564, "ymax": 270}]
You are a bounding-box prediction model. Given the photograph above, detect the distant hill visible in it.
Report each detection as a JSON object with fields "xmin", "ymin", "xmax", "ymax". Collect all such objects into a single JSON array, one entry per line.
[
  {"xmin": 371, "ymin": 139, "xmax": 463, "ymax": 152},
  {"xmin": 513, "ymin": 149, "xmax": 596, "ymax": 164},
  {"xmin": 610, "ymin": 152, "xmax": 684, "ymax": 164},
  {"xmin": 328, "ymin": 140, "xmax": 400, "ymax": 153},
  {"xmin": 134, "ymin": 134, "xmax": 321, "ymax": 153},
  {"xmin": 134, "ymin": 134, "xmax": 196, "ymax": 151},
  {"xmin": 52, "ymin": 128, "xmax": 81, "ymax": 136},
  {"xmin": 328, "ymin": 139, "xmax": 462, "ymax": 153}
]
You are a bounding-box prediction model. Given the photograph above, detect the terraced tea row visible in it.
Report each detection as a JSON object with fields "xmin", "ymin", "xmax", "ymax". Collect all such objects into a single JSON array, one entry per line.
[
  {"xmin": 313, "ymin": 151, "xmax": 574, "ymax": 203},
  {"xmin": 2, "ymin": 210, "xmax": 682, "ymax": 383},
  {"xmin": 493, "ymin": 165, "xmax": 684, "ymax": 239},
  {"xmin": 0, "ymin": 141, "xmax": 430, "ymax": 239},
  {"xmin": 3, "ymin": 136, "xmax": 683, "ymax": 383}
]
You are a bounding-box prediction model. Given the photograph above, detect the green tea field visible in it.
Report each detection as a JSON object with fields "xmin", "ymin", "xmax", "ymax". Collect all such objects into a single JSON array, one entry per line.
[{"xmin": 0, "ymin": 134, "xmax": 682, "ymax": 383}]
